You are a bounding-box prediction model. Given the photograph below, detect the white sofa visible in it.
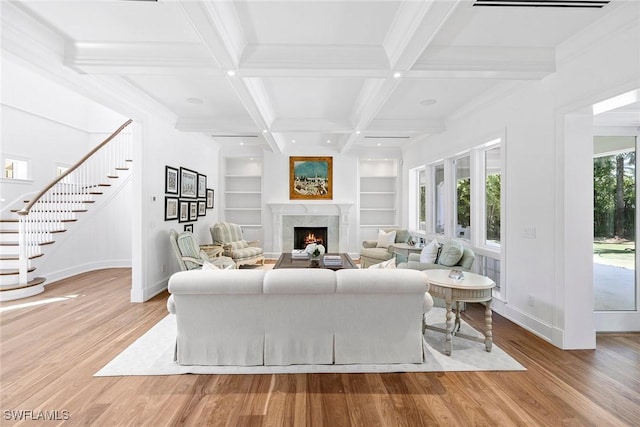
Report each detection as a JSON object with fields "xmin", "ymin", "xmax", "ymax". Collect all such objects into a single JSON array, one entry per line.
[{"xmin": 167, "ymin": 268, "xmax": 431, "ymax": 366}]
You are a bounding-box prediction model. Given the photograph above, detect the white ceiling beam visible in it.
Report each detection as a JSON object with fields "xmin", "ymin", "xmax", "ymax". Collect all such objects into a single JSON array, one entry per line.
[
  {"xmin": 178, "ymin": 0, "xmax": 282, "ymax": 153},
  {"xmin": 270, "ymin": 118, "xmax": 353, "ymax": 133},
  {"xmin": 175, "ymin": 117, "xmax": 259, "ymax": 133},
  {"xmin": 341, "ymin": 0, "xmax": 462, "ymax": 153}
]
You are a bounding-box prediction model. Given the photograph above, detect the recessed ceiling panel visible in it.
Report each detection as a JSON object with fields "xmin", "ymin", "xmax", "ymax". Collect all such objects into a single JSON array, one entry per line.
[
  {"xmin": 375, "ymin": 79, "xmax": 498, "ymax": 121},
  {"xmin": 264, "ymin": 78, "xmax": 365, "ymax": 120},
  {"xmin": 126, "ymin": 75, "xmax": 252, "ymax": 118},
  {"xmin": 234, "ymin": 1, "xmax": 401, "ymax": 45},
  {"xmin": 20, "ymin": 1, "xmax": 201, "ymax": 43}
]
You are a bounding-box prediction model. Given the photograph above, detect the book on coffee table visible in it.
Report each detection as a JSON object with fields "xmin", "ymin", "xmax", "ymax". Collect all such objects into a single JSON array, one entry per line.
[
  {"xmin": 323, "ymin": 255, "xmax": 342, "ymax": 266},
  {"xmin": 291, "ymin": 249, "xmax": 309, "ymax": 259}
]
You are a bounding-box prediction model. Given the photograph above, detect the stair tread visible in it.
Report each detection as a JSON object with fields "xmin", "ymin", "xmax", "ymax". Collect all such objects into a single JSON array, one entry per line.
[
  {"xmin": 0, "ymin": 276, "xmax": 46, "ymax": 291},
  {"xmin": 0, "ymin": 267, "xmax": 35, "ymax": 275},
  {"xmin": 0, "ymin": 254, "xmax": 43, "ymax": 261}
]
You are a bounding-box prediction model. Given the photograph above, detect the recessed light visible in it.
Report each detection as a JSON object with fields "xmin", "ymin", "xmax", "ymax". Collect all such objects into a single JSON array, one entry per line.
[
  {"xmin": 240, "ymin": 142, "xmax": 244, "ymax": 145},
  {"xmin": 227, "ymin": 70, "xmax": 236, "ymax": 77},
  {"xmin": 262, "ymin": 129, "xmax": 268, "ymax": 133},
  {"xmin": 393, "ymin": 72, "xmax": 402, "ymax": 79},
  {"xmin": 356, "ymin": 130, "xmax": 361, "ymax": 134},
  {"xmin": 326, "ymin": 139, "xmax": 331, "ymax": 144},
  {"xmin": 420, "ymin": 99, "xmax": 437, "ymax": 106},
  {"xmin": 377, "ymin": 143, "xmax": 382, "ymax": 147},
  {"xmin": 186, "ymin": 97, "xmax": 203, "ymax": 104},
  {"xmin": 292, "ymin": 139, "xmax": 296, "ymax": 143}
]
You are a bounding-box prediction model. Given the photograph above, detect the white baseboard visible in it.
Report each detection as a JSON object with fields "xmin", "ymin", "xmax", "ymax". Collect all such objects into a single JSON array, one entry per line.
[{"xmin": 44, "ymin": 260, "xmax": 132, "ymax": 286}]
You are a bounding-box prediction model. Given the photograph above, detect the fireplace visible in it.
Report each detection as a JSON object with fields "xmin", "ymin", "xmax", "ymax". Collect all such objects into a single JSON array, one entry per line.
[{"xmin": 294, "ymin": 227, "xmax": 328, "ymax": 251}]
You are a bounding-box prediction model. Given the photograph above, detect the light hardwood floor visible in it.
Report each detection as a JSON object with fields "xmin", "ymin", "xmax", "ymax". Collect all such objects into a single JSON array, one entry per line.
[{"xmin": 1, "ymin": 268, "xmax": 639, "ymax": 426}]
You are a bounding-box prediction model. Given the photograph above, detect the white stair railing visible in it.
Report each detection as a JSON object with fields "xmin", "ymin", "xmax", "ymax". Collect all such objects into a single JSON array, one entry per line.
[{"xmin": 16, "ymin": 119, "xmax": 133, "ymax": 284}]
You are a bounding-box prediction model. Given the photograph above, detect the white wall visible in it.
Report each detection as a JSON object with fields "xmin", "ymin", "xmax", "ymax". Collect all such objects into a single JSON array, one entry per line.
[
  {"xmin": 402, "ymin": 3, "xmax": 640, "ymax": 348},
  {"xmin": 131, "ymin": 118, "xmax": 220, "ymax": 302}
]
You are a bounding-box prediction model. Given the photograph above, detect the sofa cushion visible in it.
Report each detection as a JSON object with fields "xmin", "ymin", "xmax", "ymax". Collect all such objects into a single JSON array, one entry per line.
[
  {"xmin": 230, "ymin": 246, "xmax": 263, "ymax": 261},
  {"xmin": 394, "ymin": 229, "xmax": 411, "ymax": 244},
  {"xmin": 419, "ymin": 239, "xmax": 440, "ymax": 263},
  {"xmin": 230, "ymin": 240, "xmax": 249, "ymax": 250},
  {"xmin": 376, "ymin": 229, "xmax": 396, "ymax": 248},
  {"xmin": 368, "ymin": 258, "xmax": 396, "ymax": 269},
  {"xmin": 264, "ymin": 269, "xmax": 336, "ymax": 294},
  {"xmin": 437, "ymin": 240, "xmax": 464, "ymax": 267},
  {"xmin": 360, "ymin": 247, "xmax": 393, "ymax": 261}
]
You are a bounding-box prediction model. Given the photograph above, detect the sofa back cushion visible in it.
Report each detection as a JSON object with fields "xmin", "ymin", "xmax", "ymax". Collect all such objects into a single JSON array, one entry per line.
[
  {"xmin": 211, "ymin": 222, "xmax": 244, "ymax": 246},
  {"xmin": 437, "ymin": 240, "xmax": 464, "ymax": 267},
  {"xmin": 264, "ymin": 269, "xmax": 336, "ymax": 294}
]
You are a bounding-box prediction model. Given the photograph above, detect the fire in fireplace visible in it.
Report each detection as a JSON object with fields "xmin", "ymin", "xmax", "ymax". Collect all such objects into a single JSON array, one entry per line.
[{"xmin": 293, "ymin": 227, "xmax": 328, "ymax": 251}]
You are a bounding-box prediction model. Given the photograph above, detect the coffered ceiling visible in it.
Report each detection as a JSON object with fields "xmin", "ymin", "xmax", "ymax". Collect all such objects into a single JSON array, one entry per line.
[{"xmin": 4, "ymin": 0, "xmax": 632, "ymax": 153}]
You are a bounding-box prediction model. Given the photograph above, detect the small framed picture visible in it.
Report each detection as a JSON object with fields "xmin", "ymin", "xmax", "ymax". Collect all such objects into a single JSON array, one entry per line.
[
  {"xmin": 165, "ymin": 166, "xmax": 179, "ymax": 195},
  {"xmin": 206, "ymin": 188, "xmax": 214, "ymax": 209},
  {"xmin": 180, "ymin": 167, "xmax": 198, "ymax": 198},
  {"xmin": 178, "ymin": 200, "xmax": 190, "ymax": 223},
  {"xmin": 197, "ymin": 174, "xmax": 207, "ymax": 198},
  {"xmin": 198, "ymin": 200, "xmax": 206, "ymax": 216},
  {"xmin": 184, "ymin": 224, "xmax": 193, "ymax": 233},
  {"xmin": 189, "ymin": 201, "xmax": 198, "ymax": 221},
  {"xmin": 164, "ymin": 197, "xmax": 178, "ymax": 221}
]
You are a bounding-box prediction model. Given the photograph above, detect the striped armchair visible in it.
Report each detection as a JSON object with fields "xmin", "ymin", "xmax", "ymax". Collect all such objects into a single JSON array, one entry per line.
[
  {"xmin": 210, "ymin": 222, "xmax": 265, "ymax": 268},
  {"xmin": 169, "ymin": 229, "xmax": 235, "ymax": 271}
]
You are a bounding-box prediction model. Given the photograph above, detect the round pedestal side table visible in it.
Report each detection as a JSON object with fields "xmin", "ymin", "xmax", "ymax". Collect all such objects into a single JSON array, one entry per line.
[{"xmin": 423, "ymin": 269, "xmax": 496, "ymax": 356}]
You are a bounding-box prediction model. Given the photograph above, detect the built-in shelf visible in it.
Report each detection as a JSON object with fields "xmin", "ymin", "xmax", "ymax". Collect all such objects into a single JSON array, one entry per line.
[
  {"xmin": 223, "ymin": 157, "xmax": 263, "ymax": 243},
  {"xmin": 359, "ymin": 159, "xmax": 399, "ymax": 241}
]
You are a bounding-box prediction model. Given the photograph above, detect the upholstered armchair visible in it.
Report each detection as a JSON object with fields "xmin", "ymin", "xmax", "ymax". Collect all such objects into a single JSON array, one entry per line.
[
  {"xmin": 359, "ymin": 228, "xmax": 412, "ymax": 269},
  {"xmin": 397, "ymin": 239, "xmax": 475, "ymax": 272},
  {"xmin": 169, "ymin": 229, "xmax": 235, "ymax": 271},
  {"xmin": 210, "ymin": 222, "xmax": 265, "ymax": 268}
]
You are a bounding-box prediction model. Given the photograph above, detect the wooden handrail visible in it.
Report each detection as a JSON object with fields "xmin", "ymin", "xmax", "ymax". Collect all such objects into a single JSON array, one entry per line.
[{"xmin": 17, "ymin": 119, "xmax": 133, "ymax": 216}]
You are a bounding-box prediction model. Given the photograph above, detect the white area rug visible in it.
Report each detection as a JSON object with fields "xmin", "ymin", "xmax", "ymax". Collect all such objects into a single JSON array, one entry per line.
[{"xmin": 95, "ymin": 308, "xmax": 525, "ymax": 376}]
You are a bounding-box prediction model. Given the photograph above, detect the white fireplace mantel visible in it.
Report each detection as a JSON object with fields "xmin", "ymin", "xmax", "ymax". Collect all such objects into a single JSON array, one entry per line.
[{"xmin": 267, "ymin": 202, "xmax": 354, "ymax": 254}]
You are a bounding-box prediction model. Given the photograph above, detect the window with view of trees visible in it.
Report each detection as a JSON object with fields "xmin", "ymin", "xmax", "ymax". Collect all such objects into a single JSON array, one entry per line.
[
  {"xmin": 434, "ymin": 164, "xmax": 445, "ymax": 234},
  {"xmin": 455, "ymin": 156, "xmax": 471, "ymax": 240},
  {"xmin": 419, "ymin": 169, "xmax": 426, "ymax": 231},
  {"xmin": 485, "ymin": 146, "xmax": 501, "ymax": 245}
]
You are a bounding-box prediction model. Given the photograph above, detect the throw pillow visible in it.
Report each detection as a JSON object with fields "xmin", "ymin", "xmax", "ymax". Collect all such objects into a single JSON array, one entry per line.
[
  {"xmin": 368, "ymin": 258, "xmax": 396, "ymax": 269},
  {"xmin": 419, "ymin": 239, "xmax": 440, "ymax": 264},
  {"xmin": 230, "ymin": 240, "xmax": 249, "ymax": 250},
  {"xmin": 376, "ymin": 229, "xmax": 397, "ymax": 249},
  {"xmin": 437, "ymin": 240, "xmax": 464, "ymax": 267},
  {"xmin": 201, "ymin": 261, "xmax": 221, "ymax": 270}
]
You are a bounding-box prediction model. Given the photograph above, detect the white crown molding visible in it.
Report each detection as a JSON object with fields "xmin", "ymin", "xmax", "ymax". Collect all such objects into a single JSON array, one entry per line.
[
  {"xmin": 240, "ymin": 44, "xmax": 389, "ymax": 71},
  {"xmin": 414, "ymin": 46, "xmax": 555, "ymax": 75},
  {"xmin": 270, "ymin": 118, "xmax": 353, "ymax": 133},
  {"xmin": 366, "ymin": 119, "xmax": 446, "ymax": 134},
  {"xmin": 174, "ymin": 117, "xmax": 259, "ymax": 133},
  {"xmin": 66, "ymin": 41, "xmax": 218, "ymax": 74},
  {"xmin": 593, "ymin": 111, "xmax": 640, "ymax": 128}
]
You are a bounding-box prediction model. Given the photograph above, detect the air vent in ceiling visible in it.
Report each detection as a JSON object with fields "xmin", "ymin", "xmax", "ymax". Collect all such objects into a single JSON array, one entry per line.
[
  {"xmin": 364, "ymin": 136, "xmax": 411, "ymax": 139},
  {"xmin": 474, "ymin": 0, "xmax": 609, "ymax": 7}
]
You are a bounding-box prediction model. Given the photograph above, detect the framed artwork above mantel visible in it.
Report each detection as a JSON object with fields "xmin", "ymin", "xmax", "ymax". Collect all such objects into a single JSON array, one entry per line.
[{"xmin": 289, "ymin": 156, "xmax": 333, "ymax": 200}]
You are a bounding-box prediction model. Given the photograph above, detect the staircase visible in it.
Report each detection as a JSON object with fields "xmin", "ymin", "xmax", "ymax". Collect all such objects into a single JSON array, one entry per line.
[{"xmin": 0, "ymin": 119, "xmax": 133, "ymax": 302}]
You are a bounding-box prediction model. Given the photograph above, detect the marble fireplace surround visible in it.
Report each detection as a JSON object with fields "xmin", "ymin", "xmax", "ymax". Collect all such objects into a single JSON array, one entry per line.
[{"xmin": 267, "ymin": 203, "xmax": 353, "ymax": 255}]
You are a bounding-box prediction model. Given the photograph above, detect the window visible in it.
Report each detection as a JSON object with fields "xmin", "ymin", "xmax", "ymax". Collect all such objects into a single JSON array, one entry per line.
[
  {"xmin": 4, "ymin": 158, "xmax": 29, "ymax": 180},
  {"xmin": 485, "ymin": 146, "xmax": 501, "ymax": 245},
  {"xmin": 455, "ymin": 156, "xmax": 471, "ymax": 240},
  {"xmin": 418, "ymin": 168, "xmax": 426, "ymax": 232},
  {"xmin": 434, "ymin": 164, "xmax": 445, "ymax": 234}
]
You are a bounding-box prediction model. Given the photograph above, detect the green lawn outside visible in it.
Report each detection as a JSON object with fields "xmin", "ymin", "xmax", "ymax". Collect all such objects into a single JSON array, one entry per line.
[{"xmin": 593, "ymin": 240, "xmax": 636, "ymax": 269}]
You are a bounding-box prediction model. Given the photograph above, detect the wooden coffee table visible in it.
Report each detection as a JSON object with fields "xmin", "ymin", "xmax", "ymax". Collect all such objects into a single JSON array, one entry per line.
[{"xmin": 273, "ymin": 253, "xmax": 358, "ymax": 270}]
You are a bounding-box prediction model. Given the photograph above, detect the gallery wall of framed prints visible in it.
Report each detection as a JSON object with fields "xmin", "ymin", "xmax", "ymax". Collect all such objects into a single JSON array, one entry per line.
[{"xmin": 164, "ymin": 165, "xmax": 214, "ymax": 232}]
